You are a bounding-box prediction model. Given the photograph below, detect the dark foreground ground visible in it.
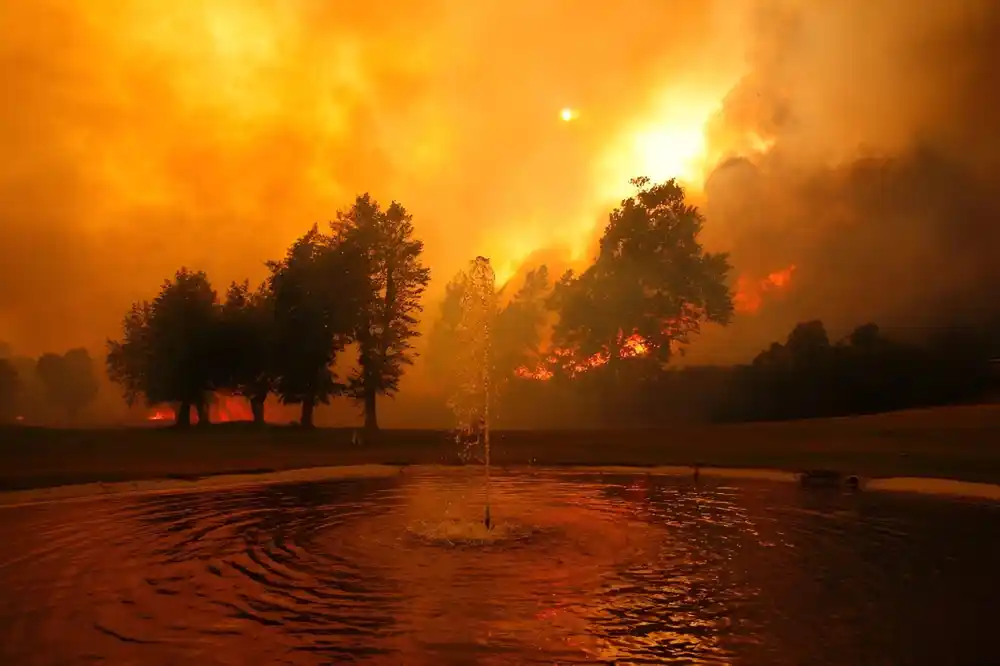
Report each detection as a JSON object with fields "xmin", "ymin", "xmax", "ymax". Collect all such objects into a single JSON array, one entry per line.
[{"xmin": 2, "ymin": 404, "xmax": 1000, "ymax": 492}]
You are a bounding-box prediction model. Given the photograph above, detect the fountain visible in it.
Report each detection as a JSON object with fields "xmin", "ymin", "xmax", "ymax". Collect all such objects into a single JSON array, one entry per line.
[{"xmin": 447, "ymin": 256, "xmax": 498, "ymax": 530}]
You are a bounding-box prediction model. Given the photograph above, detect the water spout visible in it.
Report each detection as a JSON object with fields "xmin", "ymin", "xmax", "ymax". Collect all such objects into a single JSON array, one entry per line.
[{"xmin": 447, "ymin": 257, "xmax": 497, "ymax": 530}]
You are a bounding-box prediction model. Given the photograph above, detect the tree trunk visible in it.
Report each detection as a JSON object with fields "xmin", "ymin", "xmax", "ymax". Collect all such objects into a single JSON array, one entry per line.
[
  {"xmin": 250, "ymin": 394, "xmax": 266, "ymax": 426},
  {"xmin": 195, "ymin": 399, "xmax": 210, "ymax": 427},
  {"xmin": 300, "ymin": 397, "xmax": 315, "ymax": 428},
  {"xmin": 176, "ymin": 401, "xmax": 191, "ymax": 427},
  {"xmin": 364, "ymin": 386, "xmax": 378, "ymax": 431}
]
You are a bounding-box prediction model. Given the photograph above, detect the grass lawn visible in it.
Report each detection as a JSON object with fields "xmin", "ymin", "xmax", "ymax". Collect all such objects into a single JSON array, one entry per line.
[{"xmin": 2, "ymin": 404, "xmax": 1000, "ymax": 492}]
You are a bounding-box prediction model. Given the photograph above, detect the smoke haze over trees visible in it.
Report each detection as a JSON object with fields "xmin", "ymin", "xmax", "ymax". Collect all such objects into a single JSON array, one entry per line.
[{"xmin": 3, "ymin": 1, "xmax": 1000, "ymax": 426}]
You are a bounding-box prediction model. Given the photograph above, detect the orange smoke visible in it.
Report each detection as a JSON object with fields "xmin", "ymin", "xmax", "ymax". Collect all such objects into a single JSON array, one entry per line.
[
  {"xmin": 733, "ymin": 265, "xmax": 796, "ymax": 314},
  {"xmin": 146, "ymin": 394, "xmax": 255, "ymax": 424}
]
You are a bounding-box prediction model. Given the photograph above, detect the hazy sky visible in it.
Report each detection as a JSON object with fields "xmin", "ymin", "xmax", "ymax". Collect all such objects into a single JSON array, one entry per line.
[{"xmin": 2, "ymin": 0, "xmax": 998, "ymax": 368}]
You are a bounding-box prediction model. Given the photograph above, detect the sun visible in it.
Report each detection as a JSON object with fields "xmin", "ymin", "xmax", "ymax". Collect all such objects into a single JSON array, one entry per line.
[{"xmin": 559, "ymin": 107, "xmax": 577, "ymax": 122}]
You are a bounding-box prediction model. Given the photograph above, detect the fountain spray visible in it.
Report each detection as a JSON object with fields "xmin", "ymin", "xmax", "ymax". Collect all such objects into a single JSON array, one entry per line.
[
  {"xmin": 448, "ymin": 256, "xmax": 496, "ymax": 531},
  {"xmin": 474, "ymin": 258, "xmax": 495, "ymax": 531}
]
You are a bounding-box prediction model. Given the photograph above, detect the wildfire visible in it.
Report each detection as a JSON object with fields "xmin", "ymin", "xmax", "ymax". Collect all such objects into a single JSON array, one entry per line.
[
  {"xmin": 146, "ymin": 394, "xmax": 256, "ymax": 424},
  {"xmin": 515, "ymin": 310, "xmax": 699, "ymax": 381},
  {"xmin": 734, "ymin": 264, "xmax": 796, "ymax": 314}
]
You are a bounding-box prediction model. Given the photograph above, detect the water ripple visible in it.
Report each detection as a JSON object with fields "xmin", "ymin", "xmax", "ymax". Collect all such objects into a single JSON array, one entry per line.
[{"xmin": 1, "ymin": 469, "xmax": 998, "ymax": 665}]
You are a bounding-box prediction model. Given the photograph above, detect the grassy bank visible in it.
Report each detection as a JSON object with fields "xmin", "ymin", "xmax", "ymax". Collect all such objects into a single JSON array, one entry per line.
[{"xmin": 2, "ymin": 404, "xmax": 1000, "ymax": 492}]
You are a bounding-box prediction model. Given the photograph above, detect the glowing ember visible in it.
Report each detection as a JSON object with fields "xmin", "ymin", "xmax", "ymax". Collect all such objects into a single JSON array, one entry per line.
[
  {"xmin": 621, "ymin": 333, "xmax": 648, "ymax": 358},
  {"xmin": 734, "ymin": 264, "xmax": 796, "ymax": 314}
]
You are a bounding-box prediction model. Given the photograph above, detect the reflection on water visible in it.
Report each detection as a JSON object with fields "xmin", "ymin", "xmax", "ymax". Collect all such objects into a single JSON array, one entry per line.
[{"xmin": 1, "ymin": 470, "xmax": 998, "ymax": 665}]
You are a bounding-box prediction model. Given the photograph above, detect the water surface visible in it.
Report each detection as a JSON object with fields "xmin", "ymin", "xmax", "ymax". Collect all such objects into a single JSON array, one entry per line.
[{"xmin": 1, "ymin": 469, "xmax": 998, "ymax": 665}]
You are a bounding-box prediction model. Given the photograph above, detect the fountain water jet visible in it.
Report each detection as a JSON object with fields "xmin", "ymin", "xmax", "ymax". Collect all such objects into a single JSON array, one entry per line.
[{"xmin": 448, "ymin": 256, "xmax": 497, "ymax": 530}]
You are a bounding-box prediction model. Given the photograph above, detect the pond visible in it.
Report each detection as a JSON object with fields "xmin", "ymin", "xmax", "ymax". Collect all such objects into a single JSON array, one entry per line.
[{"xmin": 0, "ymin": 468, "xmax": 997, "ymax": 665}]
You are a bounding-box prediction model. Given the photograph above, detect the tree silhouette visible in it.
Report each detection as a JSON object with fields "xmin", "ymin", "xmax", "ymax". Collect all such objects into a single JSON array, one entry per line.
[
  {"xmin": 268, "ymin": 225, "xmax": 368, "ymax": 427},
  {"xmin": 107, "ymin": 268, "xmax": 220, "ymax": 426},
  {"xmin": 106, "ymin": 302, "xmax": 152, "ymax": 409},
  {"xmin": 218, "ymin": 280, "xmax": 275, "ymax": 424},
  {"xmin": 427, "ymin": 263, "xmax": 551, "ymax": 419},
  {"xmin": 336, "ymin": 194, "xmax": 431, "ymax": 431},
  {"xmin": 551, "ymin": 177, "xmax": 734, "ymax": 372},
  {"xmin": 494, "ymin": 266, "xmax": 550, "ymax": 386},
  {"xmin": 425, "ymin": 271, "xmax": 470, "ymax": 393},
  {"xmin": 35, "ymin": 348, "xmax": 99, "ymax": 420},
  {"xmin": 0, "ymin": 358, "xmax": 19, "ymax": 423}
]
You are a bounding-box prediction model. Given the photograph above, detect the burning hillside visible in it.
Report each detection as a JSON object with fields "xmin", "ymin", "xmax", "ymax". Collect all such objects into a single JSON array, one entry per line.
[{"xmin": 514, "ymin": 264, "xmax": 796, "ymax": 381}]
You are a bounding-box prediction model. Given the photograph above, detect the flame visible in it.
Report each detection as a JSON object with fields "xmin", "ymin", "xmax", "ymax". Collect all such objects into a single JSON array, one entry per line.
[
  {"xmin": 146, "ymin": 394, "xmax": 256, "ymax": 423},
  {"xmin": 734, "ymin": 264, "xmax": 797, "ymax": 314},
  {"xmin": 514, "ymin": 303, "xmax": 708, "ymax": 381},
  {"xmin": 210, "ymin": 395, "xmax": 255, "ymax": 422}
]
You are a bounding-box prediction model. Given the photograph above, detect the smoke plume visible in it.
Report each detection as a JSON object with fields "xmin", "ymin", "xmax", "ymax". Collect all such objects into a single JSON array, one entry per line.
[{"xmin": 2, "ymin": 0, "xmax": 999, "ymax": 413}]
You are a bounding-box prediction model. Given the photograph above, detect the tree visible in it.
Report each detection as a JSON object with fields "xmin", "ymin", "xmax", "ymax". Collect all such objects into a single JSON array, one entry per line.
[
  {"xmin": 784, "ymin": 320, "xmax": 831, "ymax": 367},
  {"xmin": 106, "ymin": 302, "xmax": 153, "ymax": 409},
  {"xmin": 218, "ymin": 280, "xmax": 276, "ymax": 424},
  {"xmin": 427, "ymin": 264, "xmax": 551, "ymax": 420},
  {"xmin": 551, "ymin": 177, "xmax": 734, "ymax": 372},
  {"xmin": 0, "ymin": 358, "xmax": 19, "ymax": 423},
  {"xmin": 107, "ymin": 268, "xmax": 220, "ymax": 426},
  {"xmin": 425, "ymin": 271, "xmax": 471, "ymax": 392},
  {"xmin": 268, "ymin": 225, "xmax": 369, "ymax": 427},
  {"xmin": 335, "ymin": 194, "xmax": 431, "ymax": 431},
  {"xmin": 494, "ymin": 266, "xmax": 550, "ymax": 385},
  {"xmin": 35, "ymin": 348, "xmax": 99, "ymax": 420}
]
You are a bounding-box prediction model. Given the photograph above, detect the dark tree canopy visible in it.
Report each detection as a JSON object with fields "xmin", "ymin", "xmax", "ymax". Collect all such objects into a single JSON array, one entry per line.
[
  {"xmin": 218, "ymin": 280, "xmax": 275, "ymax": 424},
  {"xmin": 267, "ymin": 224, "xmax": 370, "ymax": 427},
  {"xmin": 494, "ymin": 266, "xmax": 550, "ymax": 385},
  {"xmin": 106, "ymin": 302, "xmax": 152, "ymax": 408},
  {"xmin": 107, "ymin": 268, "xmax": 220, "ymax": 426},
  {"xmin": 35, "ymin": 348, "xmax": 99, "ymax": 419},
  {"xmin": 335, "ymin": 194, "xmax": 431, "ymax": 431},
  {"xmin": 551, "ymin": 177, "xmax": 733, "ymax": 367}
]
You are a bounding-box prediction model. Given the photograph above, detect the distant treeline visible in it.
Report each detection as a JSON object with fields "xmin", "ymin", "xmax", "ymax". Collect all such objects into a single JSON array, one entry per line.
[
  {"xmin": 0, "ymin": 347, "xmax": 99, "ymax": 423},
  {"xmin": 492, "ymin": 320, "xmax": 1000, "ymax": 427}
]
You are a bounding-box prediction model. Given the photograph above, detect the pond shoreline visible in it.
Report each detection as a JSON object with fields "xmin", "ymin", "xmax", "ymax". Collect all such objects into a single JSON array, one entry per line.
[
  {"xmin": 3, "ymin": 404, "xmax": 1000, "ymax": 500},
  {"xmin": 2, "ymin": 462, "xmax": 1000, "ymax": 509}
]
